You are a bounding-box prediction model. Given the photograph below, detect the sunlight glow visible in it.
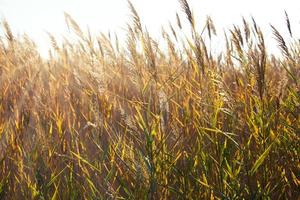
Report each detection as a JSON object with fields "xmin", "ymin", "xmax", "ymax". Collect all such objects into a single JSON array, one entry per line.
[{"xmin": 1, "ymin": 0, "xmax": 299, "ymax": 56}]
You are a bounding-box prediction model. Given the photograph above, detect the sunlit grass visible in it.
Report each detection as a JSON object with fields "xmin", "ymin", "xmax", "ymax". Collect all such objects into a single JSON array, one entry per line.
[{"xmin": 0, "ymin": 1, "xmax": 299, "ymax": 199}]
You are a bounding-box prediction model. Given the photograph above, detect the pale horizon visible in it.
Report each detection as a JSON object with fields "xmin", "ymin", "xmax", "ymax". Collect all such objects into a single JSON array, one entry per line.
[{"xmin": 1, "ymin": 0, "xmax": 299, "ymax": 56}]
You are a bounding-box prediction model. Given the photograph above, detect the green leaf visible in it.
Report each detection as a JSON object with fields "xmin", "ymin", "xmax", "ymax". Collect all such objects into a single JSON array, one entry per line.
[{"xmin": 250, "ymin": 143, "xmax": 273, "ymax": 175}]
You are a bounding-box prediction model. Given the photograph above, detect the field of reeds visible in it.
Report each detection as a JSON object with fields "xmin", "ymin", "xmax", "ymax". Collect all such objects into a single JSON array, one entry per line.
[{"xmin": 0, "ymin": 0, "xmax": 299, "ymax": 199}]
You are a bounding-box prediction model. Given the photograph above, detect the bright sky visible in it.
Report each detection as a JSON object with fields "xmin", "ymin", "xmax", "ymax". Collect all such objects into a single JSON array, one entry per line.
[{"xmin": 0, "ymin": 0, "xmax": 299, "ymax": 57}]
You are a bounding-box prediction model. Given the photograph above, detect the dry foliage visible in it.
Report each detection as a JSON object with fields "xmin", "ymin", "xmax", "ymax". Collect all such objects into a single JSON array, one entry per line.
[{"xmin": 0, "ymin": 1, "xmax": 299, "ymax": 199}]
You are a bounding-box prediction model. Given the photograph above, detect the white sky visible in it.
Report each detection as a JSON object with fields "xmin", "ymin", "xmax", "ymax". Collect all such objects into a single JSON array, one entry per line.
[{"xmin": 0, "ymin": 0, "xmax": 300, "ymax": 57}]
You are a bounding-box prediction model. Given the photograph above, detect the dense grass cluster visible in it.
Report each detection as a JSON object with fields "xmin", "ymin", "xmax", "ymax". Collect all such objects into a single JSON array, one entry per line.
[{"xmin": 0, "ymin": 1, "xmax": 299, "ymax": 199}]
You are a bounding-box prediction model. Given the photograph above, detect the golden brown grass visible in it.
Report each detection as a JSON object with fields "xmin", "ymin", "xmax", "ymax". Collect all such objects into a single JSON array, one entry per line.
[{"xmin": 0, "ymin": 1, "xmax": 299, "ymax": 199}]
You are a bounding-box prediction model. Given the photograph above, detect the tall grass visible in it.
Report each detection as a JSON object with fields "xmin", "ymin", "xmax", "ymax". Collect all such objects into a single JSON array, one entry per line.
[{"xmin": 0, "ymin": 1, "xmax": 299, "ymax": 199}]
